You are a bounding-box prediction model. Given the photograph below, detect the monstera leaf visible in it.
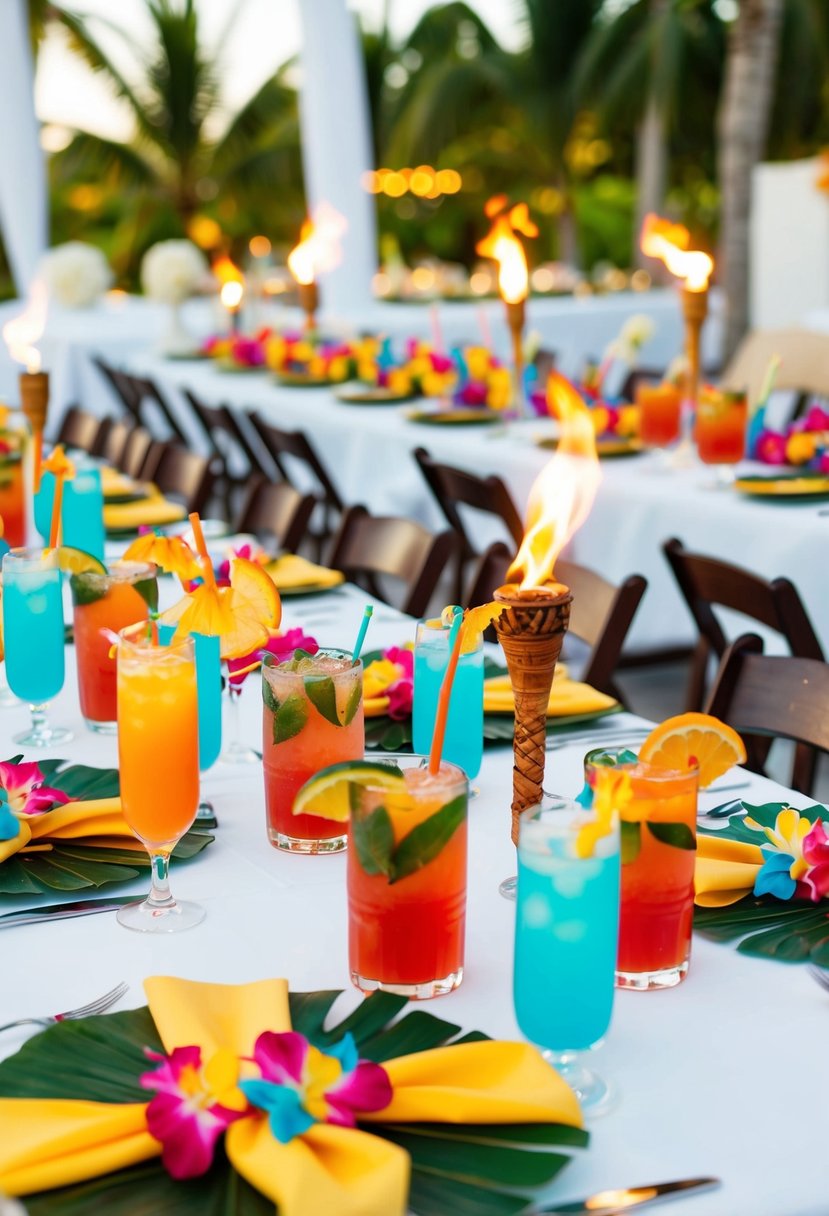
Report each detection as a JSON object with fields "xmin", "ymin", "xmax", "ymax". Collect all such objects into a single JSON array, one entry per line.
[{"xmin": 0, "ymin": 990, "xmax": 588, "ymax": 1216}]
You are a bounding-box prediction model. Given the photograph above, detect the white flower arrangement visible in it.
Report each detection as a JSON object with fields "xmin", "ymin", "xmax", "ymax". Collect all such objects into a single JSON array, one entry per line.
[
  {"xmin": 38, "ymin": 242, "xmax": 112, "ymax": 309},
  {"xmin": 604, "ymin": 313, "xmax": 656, "ymax": 365},
  {"xmin": 141, "ymin": 240, "xmax": 208, "ymax": 305}
]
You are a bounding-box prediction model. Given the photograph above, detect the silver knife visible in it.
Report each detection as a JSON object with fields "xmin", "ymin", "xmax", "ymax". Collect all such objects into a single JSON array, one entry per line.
[
  {"xmin": 536, "ymin": 1177, "xmax": 720, "ymax": 1215},
  {"xmin": 0, "ymin": 896, "xmax": 133, "ymax": 929}
]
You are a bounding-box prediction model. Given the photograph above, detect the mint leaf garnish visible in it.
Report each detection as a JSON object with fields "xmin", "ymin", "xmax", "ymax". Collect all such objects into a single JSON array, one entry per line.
[
  {"xmin": 353, "ymin": 805, "xmax": 394, "ymax": 877},
  {"xmin": 389, "ymin": 795, "xmax": 466, "ymax": 884}
]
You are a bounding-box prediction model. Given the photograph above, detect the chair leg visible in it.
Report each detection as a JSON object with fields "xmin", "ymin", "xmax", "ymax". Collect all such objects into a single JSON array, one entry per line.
[{"xmin": 684, "ymin": 638, "xmax": 710, "ymax": 712}]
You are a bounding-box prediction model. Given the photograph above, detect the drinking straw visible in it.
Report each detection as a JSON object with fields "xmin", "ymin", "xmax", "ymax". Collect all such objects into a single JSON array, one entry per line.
[
  {"xmin": 352, "ymin": 604, "xmax": 373, "ymax": 660},
  {"xmin": 756, "ymin": 353, "xmax": 781, "ymax": 411},
  {"xmin": 429, "ymin": 303, "xmax": 444, "ymax": 354},
  {"xmin": 188, "ymin": 512, "xmax": 216, "ymax": 589},
  {"xmin": 477, "ymin": 305, "xmax": 493, "ymax": 352},
  {"xmin": 428, "ymin": 607, "xmax": 464, "ymax": 776}
]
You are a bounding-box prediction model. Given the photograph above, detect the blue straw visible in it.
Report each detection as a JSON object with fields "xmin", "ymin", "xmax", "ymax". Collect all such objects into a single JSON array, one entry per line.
[
  {"xmin": 352, "ymin": 605, "xmax": 374, "ymax": 660},
  {"xmin": 447, "ymin": 604, "xmax": 463, "ymax": 653}
]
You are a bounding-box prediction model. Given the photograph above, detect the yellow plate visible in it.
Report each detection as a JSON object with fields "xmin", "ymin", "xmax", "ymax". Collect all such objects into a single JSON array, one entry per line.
[
  {"xmin": 406, "ymin": 408, "xmax": 502, "ymax": 425},
  {"xmin": 734, "ymin": 475, "xmax": 829, "ymax": 500},
  {"xmin": 275, "ymin": 372, "xmax": 344, "ymax": 388},
  {"xmin": 535, "ymin": 435, "xmax": 644, "ymax": 457}
]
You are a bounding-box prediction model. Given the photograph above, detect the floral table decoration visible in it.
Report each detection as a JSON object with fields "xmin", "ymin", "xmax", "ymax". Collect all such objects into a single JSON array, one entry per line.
[
  {"xmin": 0, "ymin": 976, "xmax": 587, "ymax": 1216},
  {"xmin": 749, "ymin": 402, "xmax": 829, "ymax": 472}
]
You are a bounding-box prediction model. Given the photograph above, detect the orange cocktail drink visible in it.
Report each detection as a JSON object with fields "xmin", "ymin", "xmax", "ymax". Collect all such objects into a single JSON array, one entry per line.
[
  {"xmin": 72, "ymin": 562, "xmax": 157, "ymax": 732},
  {"xmin": 0, "ymin": 452, "xmax": 25, "ymax": 548},
  {"xmin": 348, "ymin": 759, "xmax": 468, "ymax": 999},
  {"xmin": 116, "ymin": 628, "xmax": 203, "ymax": 932},
  {"xmin": 695, "ymin": 387, "xmax": 747, "ymax": 464},
  {"xmin": 587, "ymin": 753, "xmax": 698, "ymax": 990},
  {"xmin": 636, "ymin": 381, "xmax": 682, "ymax": 447},
  {"xmin": 262, "ymin": 648, "xmax": 364, "ymax": 853}
]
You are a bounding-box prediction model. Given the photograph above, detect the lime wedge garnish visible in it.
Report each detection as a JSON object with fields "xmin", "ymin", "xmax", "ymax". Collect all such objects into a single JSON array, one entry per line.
[
  {"xmin": 292, "ymin": 760, "xmax": 405, "ymax": 822},
  {"xmin": 56, "ymin": 547, "xmax": 107, "ymax": 575}
]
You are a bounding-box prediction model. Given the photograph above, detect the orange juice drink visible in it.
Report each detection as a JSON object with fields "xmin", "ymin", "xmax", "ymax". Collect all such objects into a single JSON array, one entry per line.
[
  {"xmin": 263, "ymin": 648, "xmax": 364, "ymax": 853},
  {"xmin": 348, "ymin": 759, "xmax": 468, "ymax": 998},
  {"xmin": 72, "ymin": 562, "xmax": 156, "ymax": 732},
  {"xmin": 586, "ymin": 753, "xmax": 698, "ymax": 990},
  {"xmin": 117, "ymin": 632, "xmax": 199, "ymax": 849},
  {"xmin": 636, "ymin": 382, "xmax": 682, "ymax": 447},
  {"xmin": 695, "ymin": 388, "xmax": 747, "ymax": 464}
]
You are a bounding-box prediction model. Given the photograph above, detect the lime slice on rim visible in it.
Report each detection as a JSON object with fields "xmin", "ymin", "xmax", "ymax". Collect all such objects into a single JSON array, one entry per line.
[
  {"xmin": 56, "ymin": 547, "xmax": 107, "ymax": 575},
  {"xmin": 292, "ymin": 759, "xmax": 406, "ymax": 822}
]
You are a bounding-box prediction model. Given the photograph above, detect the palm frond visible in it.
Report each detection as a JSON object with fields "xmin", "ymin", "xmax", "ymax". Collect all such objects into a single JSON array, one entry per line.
[
  {"xmin": 212, "ymin": 76, "xmax": 298, "ymax": 170},
  {"xmin": 50, "ymin": 130, "xmax": 161, "ymax": 194}
]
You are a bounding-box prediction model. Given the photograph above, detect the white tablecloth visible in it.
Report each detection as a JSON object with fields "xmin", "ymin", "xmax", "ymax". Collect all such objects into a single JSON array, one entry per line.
[
  {"xmin": 0, "ymin": 583, "xmax": 824, "ymax": 1215},
  {"xmin": 107, "ymin": 351, "xmax": 829, "ymax": 656}
]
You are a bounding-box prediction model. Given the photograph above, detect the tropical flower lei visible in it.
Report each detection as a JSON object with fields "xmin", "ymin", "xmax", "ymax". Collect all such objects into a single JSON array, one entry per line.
[
  {"xmin": 746, "ymin": 806, "xmax": 829, "ymax": 902},
  {"xmin": 0, "ymin": 760, "xmax": 69, "ymax": 843}
]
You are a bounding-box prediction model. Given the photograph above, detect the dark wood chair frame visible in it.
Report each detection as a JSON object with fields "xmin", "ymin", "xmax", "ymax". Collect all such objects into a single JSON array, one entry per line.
[
  {"xmin": 183, "ymin": 390, "xmax": 275, "ymax": 519},
  {"xmin": 234, "ymin": 477, "xmax": 317, "ymax": 555},
  {"xmin": 53, "ymin": 406, "xmax": 102, "ymax": 453},
  {"xmin": 142, "ymin": 442, "xmax": 214, "ymax": 515}
]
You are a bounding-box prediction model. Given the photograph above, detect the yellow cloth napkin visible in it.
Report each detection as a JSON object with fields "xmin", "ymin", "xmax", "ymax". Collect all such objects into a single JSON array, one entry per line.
[
  {"xmin": 483, "ymin": 670, "xmax": 618, "ymax": 718},
  {"xmin": 99, "ymin": 467, "xmax": 141, "ymax": 498},
  {"xmin": 0, "ymin": 798, "xmax": 133, "ymax": 865},
  {"xmin": 103, "ymin": 493, "xmax": 186, "ymax": 532},
  {"xmin": 695, "ymin": 834, "xmax": 764, "ymax": 907},
  {"xmin": 0, "ymin": 976, "xmax": 583, "ymax": 1216},
  {"xmin": 265, "ymin": 554, "xmax": 345, "ymax": 591}
]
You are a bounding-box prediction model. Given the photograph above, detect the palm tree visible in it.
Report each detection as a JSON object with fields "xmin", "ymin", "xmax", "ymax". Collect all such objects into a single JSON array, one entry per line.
[{"xmin": 45, "ymin": 0, "xmax": 303, "ymax": 279}]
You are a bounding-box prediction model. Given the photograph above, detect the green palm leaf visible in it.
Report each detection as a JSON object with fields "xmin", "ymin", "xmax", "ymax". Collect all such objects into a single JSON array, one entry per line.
[{"xmin": 0, "ymin": 992, "xmax": 588, "ymax": 1214}]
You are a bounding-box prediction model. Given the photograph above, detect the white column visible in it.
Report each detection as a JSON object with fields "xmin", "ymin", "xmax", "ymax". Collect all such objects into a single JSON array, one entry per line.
[
  {"xmin": 296, "ymin": 0, "xmax": 377, "ymax": 315},
  {"xmin": 0, "ymin": 0, "xmax": 47, "ymax": 293}
]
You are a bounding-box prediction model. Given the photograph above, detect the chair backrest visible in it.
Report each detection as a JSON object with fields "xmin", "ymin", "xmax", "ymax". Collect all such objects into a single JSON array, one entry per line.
[
  {"xmin": 121, "ymin": 427, "xmax": 155, "ymax": 479},
  {"xmin": 124, "ymin": 374, "xmax": 188, "ymax": 444},
  {"xmin": 465, "ymin": 541, "xmax": 513, "ymax": 609},
  {"xmin": 234, "ymin": 477, "xmax": 316, "ymax": 554},
  {"xmin": 248, "ymin": 412, "xmax": 344, "ymax": 511},
  {"xmin": 328, "ymin": 505, "xmax": 457, "ymax": 618},
  {"xmin": 149, "ymin": 443, "xmax": 214, "ymax": 514},
  {"xmin": 721, "ymin": 328, "xmax": 829, "ymax": 405},
  {"xmin": 95, "ymin": 418, "xmax": 132, "ymax": 465},
  {"xmin": 664, "ymin": 537, "xmax": 824, "ymax": 710},
  {"xmin": 54, "ymin": 406, "xmax": 102, "ymax": 453},
  {"xmin": 555, "ymin": 559, "xmax": 647, "ymax": 700},
  {"xmin": 93, "ymin": 356, "xmax": 141, "ymax": 422},
  {"xmin": 705, "ymin": 633, "xmax": 829, "ymax": 795},
  {"xmin": 183, "ymin": 390, "xmax": 270, "ymax": 479},
  {"xmin": 413, "ymin": 446, "xmax": 525, "ymax": 558}
]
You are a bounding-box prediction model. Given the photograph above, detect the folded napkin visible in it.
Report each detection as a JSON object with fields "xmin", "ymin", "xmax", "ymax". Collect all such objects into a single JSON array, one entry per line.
[
  {"xmin": 695, "ymin": 834, "xmax": 764, "ymax": 907},
  {"xmin": 0, "ymin": 798, "xmax": 133, "ymax": 866},
  {"xmin": 0, "ymin": 976, "xmax": 582, "ymax": 1216},
  {"xmin": 483, "ymin": 669, "xmax": 618, "ymax": 718},
  {"xmin": 265, "ymin": 554, "xmax": 344, "ymax": 591},
  {"xmin": 99, "ymin": 467, "xmax": 140, "ymax": 497},
  {"xmin": 103, "ymin": 491, "xmax": 186, "ymax": 533}
]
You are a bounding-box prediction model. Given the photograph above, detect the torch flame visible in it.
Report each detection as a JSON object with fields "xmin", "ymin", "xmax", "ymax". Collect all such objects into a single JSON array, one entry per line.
[
  {"xmin": 476, "ymin": 198, "xmax": 538, "ymax": 305},
  {"xmin": 220, "ymin": 281, "xmax": 244, "ymax": 311},
  {"xmin": 212, "ymin": 255, "xmax": 244, "ymax": 287},
  {"xmin": 288, "ymin": 204, "xmax": 347, "ymax": 286},
  {"xmin": 508, "ymin": 382, "xmax": 602, "ymax": 589},
  {"xmin": 640, "ymin": 213, "xmax": 713, "ymax": 293},
  {"xmin": 2, "ymin": 280, "xmax": 48, "ymax": 373}
]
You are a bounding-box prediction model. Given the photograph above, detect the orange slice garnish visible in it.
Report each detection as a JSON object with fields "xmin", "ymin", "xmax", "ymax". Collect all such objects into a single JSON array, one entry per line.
[
  {"xmin": 163, "ymin": 556, "xmax": 281, "ymax": 660},
  {"xmin": 638, "ymin": 712, "xmax": 747, "ymax": 788}
]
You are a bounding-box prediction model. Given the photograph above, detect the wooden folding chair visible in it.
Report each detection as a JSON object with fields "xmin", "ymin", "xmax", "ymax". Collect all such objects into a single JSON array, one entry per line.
[
  {"xmin": 93, "ymin": 418, "xmax": 132, "ymax": 466},
  {"xmin": 144, "ymin": 443, "xmax": 214, "ymax": 515},
  {"xmin": 328, "ymin": 505, "xmax": 458, "ymax": 618},
  {"xmin": 183, "ymin": 390, "xmax": 275, "ymax": 518},
  {"xmin": 234, "ymin": 477, "xmax": 316, "ymax": 555},
  {"xmin": 120, "ymin": 427, "xmax": 155, "ymax": 479},
  {"xmin": 664, "ymin": 537, "xmax": 824, "ymax": 711},
  {"xmin": 122, "ymin": 373, "xmax": 189, "ymax": 444},
  {"xmin": 705, "ymin": 634, "xmax": 829, "ymax": 796},
  {"xmin": 53, "ymin": 406, "xmax": 102, "ymax": 453}
]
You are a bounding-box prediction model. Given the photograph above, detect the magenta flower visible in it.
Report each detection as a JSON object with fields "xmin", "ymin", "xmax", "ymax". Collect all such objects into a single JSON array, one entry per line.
[
  {"xmin": 141, "ymin": 1045, "xmax": 246, "ymax": 1179},
  {"xmin": 802, "ymin": 820, "xmax": 829, "ymax": 902},
  {"xmin": 230, "ymin": 336, "xmax": 265, "ymax": 367},
  {"xmin": 227, "ymin": 628, "xmax": 318, "ymax": 687},
  {"xmin": 429, "ymin": 352, "xmax": 454, "ymax": 374},
  {"xmin": 455, "ymin": 382, "xmax": 488, "ymax": 406},
  {"xmin": 818, "ymin": 451, "xmax": 829, "ymax": 475},
  {"xmin": 239, "ymin": 1031, "xmax": 391, "ymax": 1144},
  {"xmin": 755, "ymin": 430, "xmax": 788, "ymax": 465},
  {"xmin": 0, "ymin": 761, "xmax": 69, "ymax": 817},
  {"xmin": 803, "ymin": 405, "xmax": 829, "ymax": 432}
]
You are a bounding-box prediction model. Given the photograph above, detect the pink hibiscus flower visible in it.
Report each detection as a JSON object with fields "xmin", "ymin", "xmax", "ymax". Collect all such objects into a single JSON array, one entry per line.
[
  {"xmin": 802, "ymin": 820, "xmax": 829, "ymax": 902},
  {"xmin": 0, "ymin": 760, "xmax": 69, "ymax": 816},
  {"xmin": 226, "ymin": 628, "xmax": 318, "ymax": 687}
]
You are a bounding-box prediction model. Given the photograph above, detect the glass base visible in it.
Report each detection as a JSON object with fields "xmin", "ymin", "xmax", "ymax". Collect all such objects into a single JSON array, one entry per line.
[
  {"xmin": 269, "ymin": 828, "xmax": 347, "ymax": 854},
  {"xmin": 542, "ymin": 1050, "xmax": 615, "ymax": 1117},
  {"xmin": 219, "ymin": 740, "xmax": 260, "ymax": 765},
  {"xmin": 117, "ymin": 897, "xmax": 205, "ymax": 934},
  {"xmin": 499, "ymin": 874, "xmax": 517, "ymax": 900},
  {"xmin": 84, "ymin": 717, "xmax": 117, "ymax": 735},
  {"xmin": 351, "ymin": 967, "xmax": 463, "ymax": 1000},
  {"xmin": 616, "ymin": 960, "xmax": 688, "ymax": 990},
  {"xmin": 13, "ymin": 724, "xmax": 73, "ymax": 748}
]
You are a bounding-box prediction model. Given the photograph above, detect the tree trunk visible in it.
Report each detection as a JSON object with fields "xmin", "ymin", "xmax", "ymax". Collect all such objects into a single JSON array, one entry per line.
[
  {"xmin": 717, "ymin": 0, "xmax": 784, "ymax": 362},
  {"xmin": 634, "ymin": 94, "xmax": 668, "ymax": 269}
]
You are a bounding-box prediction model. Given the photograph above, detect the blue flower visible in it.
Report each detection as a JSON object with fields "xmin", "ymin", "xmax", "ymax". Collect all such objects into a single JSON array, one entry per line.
[{"xmin": 753, "ymin": 849, "xmax": 797, "ymax": 900}]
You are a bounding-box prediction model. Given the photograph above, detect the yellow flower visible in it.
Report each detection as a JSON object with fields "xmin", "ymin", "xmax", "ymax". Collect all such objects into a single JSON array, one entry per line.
[
  {"xmin": 785, "ymin": 433, "xmax": 817, "ymax": 466},
  {"xmin": 357, "ymin": 361, "xmax": 379, "ymax": 384},
  {"xmin": 486, "ymin": 368, "xmax": 512, "ymax": 410},
  {"xmin": 744, "ymin": 806, "xmax": 812, "ymax": 881},
  {"xmin": 466, "ymin": 346, "xmax": 492, "ymax": 382},
  {"xmin": 387, "ymin": 369, "xmax": 412, "ymax": 394},
  {"xmin": 617, "ymin": 405, "xmax": 640, "ymax": 437},
  {"xmin": 421, "ymin": 371, "xmax": 450, "ymax": 398},
  {"xmin": 264, "ymin": 335, "xmax": 286, "ymax": 369},
  {"xmin": 590, "ymin": 406, "xmax": 610, "ymax": 437},
  {"xmin": 363, "ymin": 658, "xmax": 404, "ymax": 699},
  {"xmin": 328, "ymin": 356, "xmax": 349, "ymax": 382},
  {"xmin": 575, "ymin": 768, "xmax": 627, "ymax": 858}
]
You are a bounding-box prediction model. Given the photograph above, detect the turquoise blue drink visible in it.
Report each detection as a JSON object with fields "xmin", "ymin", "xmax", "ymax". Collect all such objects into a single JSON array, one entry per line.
[
  {"xmin": 35, "ymin": 463, "xmax": 105, "ymax": 561},
  {"xmin": 158, "ymin": 625, "xmax": 222, "ymax": 771},
  {"xmin": 1, "ymin": 547, "xmax": 72, "ymax": 746},
  {"xmin": 413, "ymin": 619, "xmax": 483, "ymax": 778},
  {"xmin": 514, "ymin": 797, "xmax": 620, "ymax": 1114}
]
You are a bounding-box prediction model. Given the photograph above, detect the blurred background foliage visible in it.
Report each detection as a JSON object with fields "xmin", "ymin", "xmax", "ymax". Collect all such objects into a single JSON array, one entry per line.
[{"xmin": 15, "ymin": 0, "xmax": 829, "ymax": 292}]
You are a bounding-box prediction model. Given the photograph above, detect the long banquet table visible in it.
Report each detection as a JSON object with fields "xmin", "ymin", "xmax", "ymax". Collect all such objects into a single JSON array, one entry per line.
[
  {"xmin": 113, "ymin": 350, "xmax": 829, "ymax": 656},
  {"xmin": 0, "ymin": 582, "xmax": 825, "ymax": 1215}
]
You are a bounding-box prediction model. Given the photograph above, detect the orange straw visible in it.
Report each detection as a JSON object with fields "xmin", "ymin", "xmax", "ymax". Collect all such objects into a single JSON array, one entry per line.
[
  {"xmin": 48, "ymin": 474, "xmax": 65, "ymax": 549},
  {"xmin": 428, "ymin": 609, "xmax": 464, "ymax": 776},
  {"xmin": 188, "ymin": 511, "xmax": 216, "ymax": 590},
  {"xmin": 33, "ymin": 431, "xmax": 43, "ymax": 494}
]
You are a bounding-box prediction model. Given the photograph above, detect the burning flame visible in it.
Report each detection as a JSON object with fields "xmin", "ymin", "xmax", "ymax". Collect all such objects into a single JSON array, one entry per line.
[
  {"xmin": 288, "ymin": 204, "xmax": 347, "ymax": 286},
  {"xmin": 640, "ymin": 213, "xmax": 713, "ymax": 292},
  {"xmin": 508, "ymin": 384, "xmax": 602, "ymax": 589},
  {"xmin": 2, "ymin": 280, "xmax": 48, "ymax": 373},
  {"xmin": 220, "ymin": 281, "xmax": 244, "ymax": 311},
  {"xmin": 476, "ymin": 197, "xmax": 538, "ymax": 305},
  {"xmin": 213, "ymin": 255, "xmax": 244, "ymax": 286}
]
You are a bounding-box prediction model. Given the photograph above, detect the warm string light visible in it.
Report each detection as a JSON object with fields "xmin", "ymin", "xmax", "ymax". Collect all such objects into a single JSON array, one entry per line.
[{"xmin": 363, "ymin": 167, "xmax": 462, "ymax": 199}]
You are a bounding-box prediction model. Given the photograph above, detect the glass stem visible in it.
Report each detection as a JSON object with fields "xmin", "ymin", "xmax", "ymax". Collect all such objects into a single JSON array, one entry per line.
[
  {"xmin": 29, "ymin": 703, "xmax": 47, "ymax": 741},
  {"xmin": 147, "ymin": 851, "xmax": 175, "ymax": 909},
  {"xmin": 227, "ymin": 684, "xmax": 241, "ymax": 746}
]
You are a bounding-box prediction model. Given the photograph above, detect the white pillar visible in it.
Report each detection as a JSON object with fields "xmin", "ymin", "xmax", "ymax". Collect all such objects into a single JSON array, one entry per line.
[
  {"xmin": 296, "ymin": 0, "xmax": 377, "ymax": 315},
  {"xmin": 0, "ymin": 0, "xmax": 47, "ymax": 293}
]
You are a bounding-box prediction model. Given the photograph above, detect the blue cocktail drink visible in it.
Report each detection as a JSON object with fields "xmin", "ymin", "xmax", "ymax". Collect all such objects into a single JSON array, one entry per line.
[
  {"xmin": 158, "ymin": 625, "xmax": 222, "ymax": 772},
  {"xmin": 413, "ymin": 619, "xmax": 483, "ymax": 778},
  {"xmin": 35, "ymin": 463, "xmax": 105, "ymax": 560},
  {"xmin": 514, "ymin": 796, "xmax": 620, "ymax": 1114},
  {"xmin": 1, "ymin": 547, "xmax": 73, "ymax": 746}
]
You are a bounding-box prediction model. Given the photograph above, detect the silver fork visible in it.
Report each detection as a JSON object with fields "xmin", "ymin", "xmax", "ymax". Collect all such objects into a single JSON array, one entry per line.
[
  {"xmin": 808, "ymin": 965, "xmax": 829, "ymax": 994},
  {"xmin": 0, "ymin": 981, "xmax": 129, "ymax": 1033}
]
